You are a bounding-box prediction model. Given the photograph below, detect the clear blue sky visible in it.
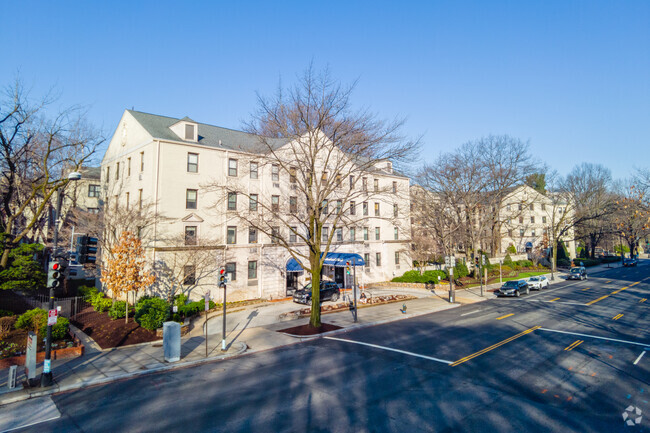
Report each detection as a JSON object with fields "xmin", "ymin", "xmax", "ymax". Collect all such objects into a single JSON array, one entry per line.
[{"xmin": 3, "ymin": 0, "xmax": 649, "ymax": 180}]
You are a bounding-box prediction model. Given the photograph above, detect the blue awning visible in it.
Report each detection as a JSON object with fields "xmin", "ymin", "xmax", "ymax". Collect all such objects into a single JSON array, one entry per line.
[{"xmin": 286, "ymin": 253, "xmax": 365, "ymax": 272}]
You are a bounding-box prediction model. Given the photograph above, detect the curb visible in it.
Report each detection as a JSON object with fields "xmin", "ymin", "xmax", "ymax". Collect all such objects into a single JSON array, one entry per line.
[{"xmin": 0, "ymin": 341, "xmax": 248, "ymax": 406}]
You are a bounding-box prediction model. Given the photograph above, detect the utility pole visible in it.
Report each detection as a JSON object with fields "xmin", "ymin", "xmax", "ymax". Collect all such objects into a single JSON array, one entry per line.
[{"xmin": 352, "ymin": 258, "xmax": 358, "ymax": 323}]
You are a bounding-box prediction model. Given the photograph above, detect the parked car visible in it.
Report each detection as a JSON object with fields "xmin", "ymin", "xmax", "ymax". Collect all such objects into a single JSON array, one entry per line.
[
  {"xmin": 623, "ymin": 258, "xmax": 638, "ymax": 267},
  {"xmin": 292, "ymin": 281, "xmax": 341, "ymax": 304},
  {"xmin": 527, "ymin": 276, "xmax": 549, "ymax": 290},
  {"xmin": 567, "ymin": 267, "xmax": 587, "ymax": 280},
  {"xmin": 497, "ymin": 279, "xmax": 530, "ymax": 297}
]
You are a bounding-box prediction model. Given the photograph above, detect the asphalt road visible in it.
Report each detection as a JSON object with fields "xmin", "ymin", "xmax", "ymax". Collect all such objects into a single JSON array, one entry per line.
[{"xmin": 12, "ymin": 263, "xmax": 650, "ymax": 432}]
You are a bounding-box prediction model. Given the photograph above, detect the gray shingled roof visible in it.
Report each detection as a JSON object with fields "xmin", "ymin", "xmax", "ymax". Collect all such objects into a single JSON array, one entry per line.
[{"xmin": 127, "ymin": 110, "xmax": 288, "ymax": 154}]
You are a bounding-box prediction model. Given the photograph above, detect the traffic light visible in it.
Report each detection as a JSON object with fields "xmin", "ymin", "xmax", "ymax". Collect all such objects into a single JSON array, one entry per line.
[
  {"xmin": 475, "ymin": 257, "xmax": 479, "ymax": 267},
  {"xmin": 47, "ymin": 261, "xmax": 66, "ymax": 288},
  {"xmin": 77, "ymin": 236, "xmax": 98, "ymax": 264},
  {"xmin": 345, "ymin": 261, "xmax": 351, "ymax": 275},
  {"xmin": 219, "ymin": 267, "xmax": 226, "ymax": 287}
]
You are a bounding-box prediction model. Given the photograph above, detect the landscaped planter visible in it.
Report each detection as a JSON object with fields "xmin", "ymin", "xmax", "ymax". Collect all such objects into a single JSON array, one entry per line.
[{"xmin": 0, "ymin": 343, "xmax": 84, "ymax": 369}]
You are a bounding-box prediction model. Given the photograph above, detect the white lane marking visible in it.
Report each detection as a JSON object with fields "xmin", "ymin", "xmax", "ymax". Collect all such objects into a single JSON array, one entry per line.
[
  {"xmin": 460, "ymin": 309, "xmax": 482, "ymax": 316},
  {"xmin": 0, "ymin": 396, "xmax": 61, "ymax": 432},
  {"xmin": 634, "ymin": 351, "xmax": 647, "ymax": 365},
  {"xmin": 324, "ymin": 336, "xmax": 453, "ymax": 365},
  {"xmin": 538, "ymin": 328, "xmax": 650, "ymax": 347}
]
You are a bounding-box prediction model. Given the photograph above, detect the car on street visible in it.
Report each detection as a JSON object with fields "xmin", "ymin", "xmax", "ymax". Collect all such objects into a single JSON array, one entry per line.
[
  {"xmin": 527, "ymin": 275, "xmax": 549, "ymax": 290},
  {"xmin": 567, "ymin": 266, "xmax": 587, "ymax": 280},
  {"xmin": 623, "ymin": 258, "xmax": 638, "ymax": 267},
  {"xmin": 292, "ymin": 281, "xmax": 341, "ymax": 304},
  {"xmin": 497, "ymin": 279, "xmax": 530, "ymax": 297}
]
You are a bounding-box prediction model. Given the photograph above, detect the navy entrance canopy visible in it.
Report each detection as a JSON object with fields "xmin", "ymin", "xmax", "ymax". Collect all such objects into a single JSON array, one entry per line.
[{"xmin": 286, "ymin": 252, "xmax": 365, "ymax": 272}]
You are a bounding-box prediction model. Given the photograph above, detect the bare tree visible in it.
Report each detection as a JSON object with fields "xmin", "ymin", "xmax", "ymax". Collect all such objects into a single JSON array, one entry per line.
[
  {"xmin": 207, "ymin": 66, "xmax": 419, "ymax": 327},
  {"xmin": 0, "ymin": 79, "xmax": 103, "ymax": 268},
  {"xmin": 612, "ymin": 178, "xmax": 650, "ymax": 257}
]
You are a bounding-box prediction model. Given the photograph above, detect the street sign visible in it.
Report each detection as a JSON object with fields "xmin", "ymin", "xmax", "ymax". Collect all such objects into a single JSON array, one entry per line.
[
  {"xmin": 47, "ymin": 309, "xmax": 58, "ymax": 326},
  {"xmin": 445, "ymin": 256, "xmax": 456, "ymax": 268},
  {"xmin": 482, "ymin": 255, "xmax": 486, "ymax": 266}
]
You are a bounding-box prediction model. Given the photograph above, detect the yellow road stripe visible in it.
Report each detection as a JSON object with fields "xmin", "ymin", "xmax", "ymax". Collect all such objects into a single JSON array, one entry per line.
[
  {"xmin": 564, "ymin": 340, "xmax": 584, "ymax": 351},
  {"xmin": 582, "ymin": 288, "xmax": 590, "ymax": 291},
  {"xmin": 640, "ymin": 298, "xmax": 647, "ymax": 303},
  {"xmin": 451, "ymin": 326, "xmax": 541, "ymax": 367},
  {"xmin": 585, "ymin": 283, "xmax": 639, "ymax": 305},
  {"xmin": 630, "ymin": 282, "xmax": 640, "ymax": 287},
  {"xmin": 549, "ymin": 298, "xmax": 560, "ymax": 302},
  {"xmin": 613, "ymin": 314, "xmax": 624, "ymax": 320},
  {"xmin": 496, "ymin": 313, "xmax": 515, "ymax": 320},
  {"xmin": 606, "ymin": 281, "xmax": 612, "ymax": 283}
]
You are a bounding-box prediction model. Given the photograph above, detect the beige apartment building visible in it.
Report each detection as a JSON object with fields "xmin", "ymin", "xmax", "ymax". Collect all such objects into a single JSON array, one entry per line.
[
  {"xmin": 101, "ymin": 110, "xmax": 412, "ymax": 302},
  {"xmin": 499, "ymin": 185, "xmax": 576, "ymax": 258}
]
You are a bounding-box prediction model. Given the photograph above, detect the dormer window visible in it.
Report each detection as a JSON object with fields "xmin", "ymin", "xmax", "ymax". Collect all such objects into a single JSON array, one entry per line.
[{"xmin": 185, "ymin": 124, "xmax": 195, "ymax": 141}]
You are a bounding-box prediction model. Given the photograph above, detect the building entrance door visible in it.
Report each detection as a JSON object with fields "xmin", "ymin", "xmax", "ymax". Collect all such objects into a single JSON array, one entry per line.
[
  {"xmin": 286, "ymin": 272, "xmax": 300, "ymax": 296},
  {"xmin": 334, "ymin": 267, "xmax": 345, "ymax": 288}
]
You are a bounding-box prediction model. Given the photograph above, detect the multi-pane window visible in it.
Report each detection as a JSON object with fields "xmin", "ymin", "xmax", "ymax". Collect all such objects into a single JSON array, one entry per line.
[
  {"xmin": 518, "ymin": 204, "xmax": 522, "ymax": 211},
  {"xmin": 393, "ymin": 204, "xmax": 398, "ymax": 217},
  {"xmin": 228, "ymin": 158, "xmax": 238, "ymax": 177},
  {"xmin": 336, "ymin": 200, "xmax": 342, "ymax": 214},
  {"xmin": 542, "ymin": 216, "xmax": 547, "ymax": 224},
  {"xmin": 290, "ymin": 227, "xmax": 297, "ymax": 243},
  {"xmin": 186, "ymin": 189, "xmax": 197, "ymax": 209},
  {"xmin": 322, "ymin": 227, "xmax": 329, "ymax": 243},
  {"xmin": 227, "ymin": 192, "xmax": 237, "ymax": 211},
  {"xmin": 530, "ymin": 216, "xmax": 535, "ymax": 223},
  {"xmin": 88, "ymin": 185, "xmax": 100, "ymax": 197},
  {"xmin": 375, "ymin": 227, "xmax": 380, "ymax": 240},
  {"xmin": 362, "ymin": 177, "xmax": 367, "ymax": 191},
  {"xmin": 127, "ymin": 157, "xmax": 131, "ymax": 176},
  {"xmin": 248, "ymin": 261, "xmax": 257, "ymax": 279},
  {"xmin": 115, "ymin": 162, "xmax": 120, "ymax": 180},
  {"xmin": 374, "ymin": 202, "xmax": 380, "ymax": 217},
  {"xmin": 140, "ymin": 151, "xmax": 144, "ymax": 172},
  {"xmin": 394, "ymin": 227, "xmax": 398, "ymax": 240},
  {"xmin": 227, "ymin": 226, "xmax": 237, "ymax": 244},
  {"xmin": 519, "ymin": 229, "xmax": 525, "ymax": 237},
  {"xmin": 376, "ymin": 252, "xmax": 382, "ymax": 267},
  {"xmin": 322, "ymin": 200, "xmax": 329, "ymax": 215},
  {"xmin": 290, "ymin": 196, "xmax": 297, "ymax": 213},
  {"xmin": 541, "ymin": 204, "xmax": 546, "ymax": 211},
  {"xmin": 374, "ymin": 179, "xmax": 379, "ymax": 192},
  {"xmin": 249, "ymin": 228, "xmax": 257, "ymax": 244},
  {"xmin": 225, "ymin": 262, "xmax": 236, "ymax": 281},
  {"xmin": 363, "ymin": 202, "xmax": 368, "ymax": 216},
  {"xmin": 506, "ymin": 204, "xmax": 511, "ymax": 211},
  {"xmin": 350, "ymin": 201, "xmax": 356, "ymax": 215},
  {"xmin": 183, "ymin": 265, "xmax": 196, "ymax": 285},
  {"xmin": 349, "ymin": 175, "xmax": 354, "ymax": 189},
  {"xmin": 321, "ymin": 172, "xmax": 328, "ymax": 186},
  {"xmin": 271, "ymin": 227, "xmax": 280, "ymax": 243},
  {"xmin": 519, "ymin": 216, "xmax": 524, "ymax": 224},
  {"xmin": 336, "ymin": 228, "xmax": 343, "ymax": 242},
  {"xmin": 187, "ymin": 153, "xmax": 198, "ymax": 173},
  {"xmin": 272, "ymin": 195, "xmax": 280, "ymax": 212},
  {"xmin": 363, "ymin": 227, "xmax": 369, "ymax": 240},
  {"xmin": 138, "ymin": 189, "xmax": 143, "ymax": 210},
  {"xmin": 364, "ymin": 253, "xmax": 370, "ymax": 267},
  {"xmin": 349, "ymin": 227, "xmax": 356, "ymax": 241},
  {"xmin": 272, "ymin": 164, "xmax": 279, "ymax": 181},
  {"xmin": 289, "ymin": 167, "xmax": 297, "ymax": 183},
  {"xmin": 250, "ymin": 194, "xmax": 258, "ymax": 211},
  {"xmin": 392, "ymin": 181, "xmax": 397, "ymax": 193},
  {"xmin": 184, "ymin": 227, "xmax": 197, "ymax": 245},
  {"xmin": 395, "ymin": 252, "xmax": 400, "ymax": 265},
  {"xmin": 530, "ymin": 204, "xmax": 534, "ymax": 211},
  {"xmin": 336, "ymin": 174, "xmax": 343, "ymax": 186},
  {"xmin": 508, "ymin": 229, "xmax": 513, "ymax": 237},
  {"xmin": 125, "ymin": 192, "xmax": 130, "ymax": 210},
  {"xmin": 250, "ymin": 162, "xmax": 258, "ymax": 179},
  {"xmin": 532, "ymin": 229, "xmax": 536, "ymax": 236},
  {"xmin": 106, "ymin": 166, "xmax": 110, "ymax": 181}
]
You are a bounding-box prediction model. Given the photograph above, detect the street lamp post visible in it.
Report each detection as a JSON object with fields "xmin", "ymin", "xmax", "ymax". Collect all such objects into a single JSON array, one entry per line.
[{"xmin": 41, "ymin": 171, "xmax": 81, "ymax": 387}]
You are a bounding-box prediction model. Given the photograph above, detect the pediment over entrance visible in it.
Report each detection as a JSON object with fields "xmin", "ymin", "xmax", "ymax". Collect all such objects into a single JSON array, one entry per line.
[{"xmin": 181, "ymin": 213, "xmax": 204, "ymax": 223}]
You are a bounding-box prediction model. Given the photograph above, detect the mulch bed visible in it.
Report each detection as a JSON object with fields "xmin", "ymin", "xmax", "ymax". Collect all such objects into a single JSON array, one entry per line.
[
  {"xmin": 278, "ymin": 323, "xmax": 342, "ymax": 336},
  {"xmin": 71, "ymin": 306, "xmax": 160, "ymax": 349}
]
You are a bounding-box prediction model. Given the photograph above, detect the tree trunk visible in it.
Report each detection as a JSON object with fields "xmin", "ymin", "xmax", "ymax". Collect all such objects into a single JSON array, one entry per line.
[
  {"xmin": 309, "ymin": 251, "xmax": 321, "ymax": 328},
  {"xmin": 0, "ymin": 246, "xmax": 11, "ymax": 269}
]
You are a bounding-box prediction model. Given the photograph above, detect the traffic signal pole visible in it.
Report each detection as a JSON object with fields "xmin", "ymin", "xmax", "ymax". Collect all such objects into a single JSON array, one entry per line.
[
  {"xmin": 221, "ymin": 283, "xmax": 227, "ymax": 351},
  {"xmin": 352, "ymin": 259, "xmax": 358, "ymax": 323}
]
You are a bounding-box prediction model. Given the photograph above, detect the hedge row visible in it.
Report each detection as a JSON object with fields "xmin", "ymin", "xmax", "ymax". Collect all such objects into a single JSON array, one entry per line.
[{"xmin": 15, "ymin": 308, "xmax": 69, "ymax": 340}]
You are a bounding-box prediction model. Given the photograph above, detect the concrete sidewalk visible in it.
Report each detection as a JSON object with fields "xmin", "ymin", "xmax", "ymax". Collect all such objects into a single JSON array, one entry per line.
[{"xmin": 0, "ymin": 261, "xmax": 626, "ymax": 406}]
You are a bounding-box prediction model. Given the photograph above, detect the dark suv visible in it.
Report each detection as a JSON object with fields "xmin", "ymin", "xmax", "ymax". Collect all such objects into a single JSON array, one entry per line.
[
  {"xmin": 497, "ymin": 280, "xmax": 530, "ymax": 297},
  {"xmin": 624, "ymin": 258, "xmax": 638, "ymax": 267},
  {"xmin": 567, "ymin": 267, "xmax": 587, "ymax": 280},
  {"xmin": 292, "ymin": 281, "xmax": 340, "ymax": 304}
]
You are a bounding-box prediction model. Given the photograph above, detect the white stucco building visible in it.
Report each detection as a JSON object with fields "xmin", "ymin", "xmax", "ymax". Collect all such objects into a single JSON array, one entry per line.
[{"xmin": 101, "ymin": 110, "xmax": 412, "ymax": 301}]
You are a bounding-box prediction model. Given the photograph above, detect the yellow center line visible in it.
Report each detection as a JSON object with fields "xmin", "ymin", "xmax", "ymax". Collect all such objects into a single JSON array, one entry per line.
[
  {"xmin": 549, "ymin": 298, "xmax": 560, "ymax": 302},
  {"xmin": 640, "ymin": 298, "xmax": 647, "ymax": 303},
  {"xmin": 582, "ymin": 287, "xmax": 590, "ymax": 291},
  {"xmin": 585, "ymin": 282, "xmax": 641, "ymax": 305},
  {"xmin": 613, "ymin": 314, "xmax": 624, "ymax": 320},
  {"xmin": 496, "ymin": 313, "xmax": 515, "ymax": 320},
  {"xmin": 564, "ymin": 340, "xmax": 584, "ymax": 351},
  {"xmin": 450, "ymin": 326, "xmax": 541, "ymax": 367},
  {"xmin": 606, "ymin": 281, "xmax": 612, "ymax": 283}
]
